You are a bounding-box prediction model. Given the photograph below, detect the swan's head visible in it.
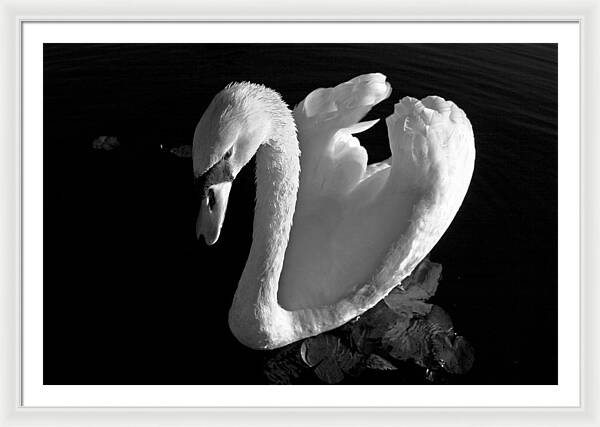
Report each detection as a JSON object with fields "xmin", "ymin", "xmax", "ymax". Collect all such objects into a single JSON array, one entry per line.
[{"xmin": 192, "ymin": 83, "xmax": 276, "ymax": 245}]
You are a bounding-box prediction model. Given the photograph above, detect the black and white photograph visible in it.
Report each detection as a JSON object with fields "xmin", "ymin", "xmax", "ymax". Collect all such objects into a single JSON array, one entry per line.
[{"xmin": 42, "ymin": 42, "xmax": 557, "ymax": 387}]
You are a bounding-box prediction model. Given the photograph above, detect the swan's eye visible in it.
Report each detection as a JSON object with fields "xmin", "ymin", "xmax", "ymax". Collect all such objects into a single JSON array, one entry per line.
[{"xmin": 224, "ymin": 147, "xmax": 233, "ymax": 160}]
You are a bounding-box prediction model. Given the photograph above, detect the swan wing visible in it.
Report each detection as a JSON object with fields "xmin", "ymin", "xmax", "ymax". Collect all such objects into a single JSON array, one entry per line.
[
  {"xmin": 293, "ymin": 73, "xmax": 392, "ymax": 200},
  {"xmin": 280, "ymin": 76, "xmax": 474, "ymax": 341}
]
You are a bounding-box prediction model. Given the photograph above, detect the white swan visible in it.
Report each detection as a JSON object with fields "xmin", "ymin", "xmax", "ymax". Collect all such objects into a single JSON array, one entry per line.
[{"xmin": 193, "ymin": 73, "xmax": 475, "ymax": 350}]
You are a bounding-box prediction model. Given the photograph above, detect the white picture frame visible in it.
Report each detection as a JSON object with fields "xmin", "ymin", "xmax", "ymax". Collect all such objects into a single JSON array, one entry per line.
[{"xmin": 2, "ymin": 0, "xmax": 598, "ymax": 425}]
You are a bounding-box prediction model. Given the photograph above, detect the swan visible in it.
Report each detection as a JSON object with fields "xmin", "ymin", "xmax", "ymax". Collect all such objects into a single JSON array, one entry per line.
[{"xmin": 193, "ymin": 73, "xmax": 475, "ymax": 350}]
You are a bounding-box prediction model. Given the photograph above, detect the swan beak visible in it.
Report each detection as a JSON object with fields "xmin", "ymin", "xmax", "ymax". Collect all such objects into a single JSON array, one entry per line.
[{"xmin": 196, "ymin": 181, "xmax": 232, "ymax": 245}]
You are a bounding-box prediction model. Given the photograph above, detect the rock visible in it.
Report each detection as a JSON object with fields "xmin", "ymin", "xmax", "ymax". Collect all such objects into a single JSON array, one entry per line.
[
  {"xmin": 92, "ymin": 136, "xmax": 120, "ymax": 151},
  {"xmin": 169, "ymin": 145, "xmax": 192, "ymax": 158}
]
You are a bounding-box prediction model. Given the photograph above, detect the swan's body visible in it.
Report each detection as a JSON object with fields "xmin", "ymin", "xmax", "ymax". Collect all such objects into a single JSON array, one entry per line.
[{"xmin": 193, "ymin": 74, "xmax": 475, "ymax": 349}]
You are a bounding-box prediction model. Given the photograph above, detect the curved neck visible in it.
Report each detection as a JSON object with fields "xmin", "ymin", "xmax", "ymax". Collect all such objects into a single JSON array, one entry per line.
[{"xmin": 228, "ymin": 124, "xmax": 300, "ymax": 348}]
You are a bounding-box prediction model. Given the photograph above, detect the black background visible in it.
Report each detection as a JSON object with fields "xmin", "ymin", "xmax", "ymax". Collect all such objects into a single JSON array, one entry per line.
[{"xmin": 43, "ymin": 43, "xmax": 557, "ymax": 385}]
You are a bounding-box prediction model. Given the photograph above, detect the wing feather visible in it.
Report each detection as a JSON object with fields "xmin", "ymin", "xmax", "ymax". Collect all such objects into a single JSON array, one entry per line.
[{"xmin": 293, "ymin": 73, "xmax": 391, "ymax": 200}]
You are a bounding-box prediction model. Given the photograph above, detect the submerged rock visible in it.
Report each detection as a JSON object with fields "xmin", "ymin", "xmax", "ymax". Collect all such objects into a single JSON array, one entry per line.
[
  {"xmin": 263, "ymin": 259, "xmax": 474, "ymax": 384},
  {"xmin": 168, "ymin": 145, "xmax": 192, "ymax": 158},
  {"xmin": 92, "ymin": 136, "xmax": 120, "ymax": 151}
]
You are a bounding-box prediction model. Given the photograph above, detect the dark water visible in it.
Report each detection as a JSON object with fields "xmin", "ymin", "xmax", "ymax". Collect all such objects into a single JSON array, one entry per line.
[{"xmin": 43, "ymin": 43, "xmax": 557, "ymax": 385}]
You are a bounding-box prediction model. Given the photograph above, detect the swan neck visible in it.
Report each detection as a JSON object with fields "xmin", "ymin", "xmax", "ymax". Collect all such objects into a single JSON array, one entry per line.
[
  {"xmin": 253, "ymin": 135, "xmax": 299, "ymax": 293},
  {"xmin": 229, "ymin": 124, "xmax": 300, "ymax": 348}
]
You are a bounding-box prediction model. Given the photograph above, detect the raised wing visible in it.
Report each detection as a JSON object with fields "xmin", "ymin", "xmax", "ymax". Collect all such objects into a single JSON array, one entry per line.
[
  {"xmin": 280, "ymin": 75, "xmax": 475, "ymax": 321},
  {"xmin": 292, "ymin": 73, "xmax": 391, "ymax": 202}
]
